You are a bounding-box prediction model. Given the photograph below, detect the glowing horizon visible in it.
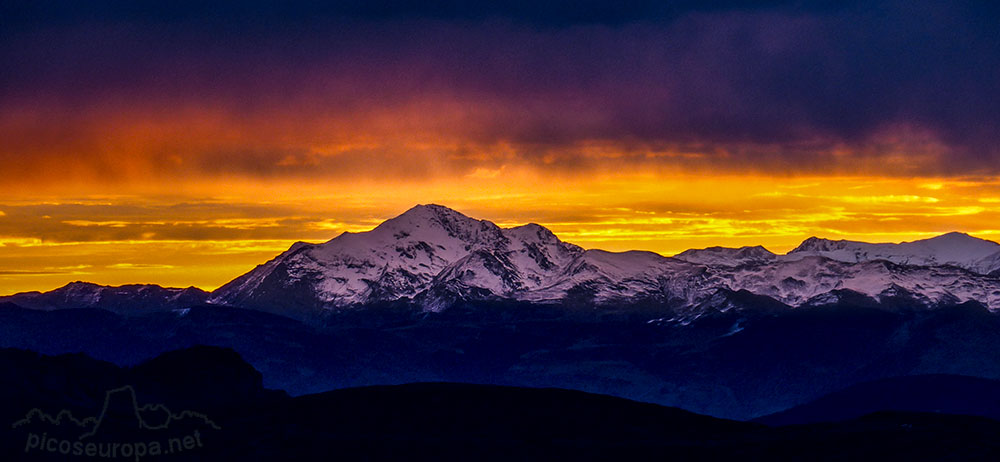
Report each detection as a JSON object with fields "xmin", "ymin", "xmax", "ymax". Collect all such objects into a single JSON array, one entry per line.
[
  {"xmin": 2, "ymin": 2, "xmax": 999, "ymax": 295},
  {"xmin": 3, "ymin": 172, "xmax": 1000, "ymax": 295}
]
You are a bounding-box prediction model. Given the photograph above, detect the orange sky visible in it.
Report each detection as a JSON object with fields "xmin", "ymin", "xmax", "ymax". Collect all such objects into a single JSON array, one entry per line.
[
  {"xmin": 1, "ymin": 91, "xmax": 997, "ymax": 296},
  {"xmin": 4, "ymin": 2, "xmax": 1000, "ymax": 295},
  {"xmin": 3, "ymin": 170, "xmax": 999, "ymax": 295}
]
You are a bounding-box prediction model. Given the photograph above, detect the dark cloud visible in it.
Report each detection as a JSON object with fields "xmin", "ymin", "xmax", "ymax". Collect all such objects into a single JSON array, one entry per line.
[
  {"xmin": 1, "ymin": 0, "xmax": 998, "ymax": 178},
  {"xmin": 0, "ymin": 1, "xmax": 856, "ymax": 27}
]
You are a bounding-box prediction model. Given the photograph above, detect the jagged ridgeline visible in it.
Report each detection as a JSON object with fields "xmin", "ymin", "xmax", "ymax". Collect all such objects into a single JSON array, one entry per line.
[
  {"xmin": 211, "ymin": 205, "xmax": 1000, "ymax": 318},
  {"xmin": 8, "ymin": 204, "xmax": 1000, "ymax": 319}
]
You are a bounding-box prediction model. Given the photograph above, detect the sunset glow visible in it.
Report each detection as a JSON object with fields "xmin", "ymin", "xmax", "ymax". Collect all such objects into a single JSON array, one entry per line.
[
  {"xmin": 4, "ymin": 173, "xmax": 1000, "ymax": 294},
  {"xmin": 3, "ymin": 1, "xmax": 999, "ymax": 294}
]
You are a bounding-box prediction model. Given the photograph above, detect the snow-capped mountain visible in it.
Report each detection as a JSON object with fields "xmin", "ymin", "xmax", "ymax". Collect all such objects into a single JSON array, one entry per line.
[
  {"xmin": 210, "ymin": 205, "xmax": 583, "ymax": 313},
  {"xmin": 0, "ymin": 282, "xmax": 207, "ymax": 313},
  {"xmin": 713, "ymin": 256, "xmax": 1000, "ymax": 309},
  {"xmin": 784, "ymin": 232, "xmax": 1000, "ymax": 275},
  {"xmin": 208, "ymin": 204, "xmax": 1000, "ymax": 317},
  {"xmin": 674, "ymin": 245, "xmax": 777, "ymax": 267},
  {"xmin": 5, "ymin": 205, "xmax": 999, "ymax": 318}
]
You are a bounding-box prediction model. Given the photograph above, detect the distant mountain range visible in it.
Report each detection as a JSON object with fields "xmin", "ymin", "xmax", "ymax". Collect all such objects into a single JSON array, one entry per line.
[
  {"xmin": 1, "ymin": 283, "xmax": 208, "ymax": 314},
  {"xmin": 3, "ymin": 205, "xmax": 1000, "ymax": 421},
  {"xmin": 5, "ymin": 204, "xmax": 1000, "ymax": 320}
]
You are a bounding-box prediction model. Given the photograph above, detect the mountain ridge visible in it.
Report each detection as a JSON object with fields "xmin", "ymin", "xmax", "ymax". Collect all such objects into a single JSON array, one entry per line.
[
  {"xmin": 784, "ymin": 231, "xmax": 1000, "ymax": 274},
  {"xmin": 4, "ymin": 205, "xmax": 1000, "ymax": 319},
  {"xmin": 207, "ymin": 205, "xmax": 1000, "ymax": 318}
]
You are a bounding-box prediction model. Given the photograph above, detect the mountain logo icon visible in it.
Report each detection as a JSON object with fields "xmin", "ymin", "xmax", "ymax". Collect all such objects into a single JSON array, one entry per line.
[{"xmin": 12, "ymin": 385, "xmax": 220, "ymax": 460}]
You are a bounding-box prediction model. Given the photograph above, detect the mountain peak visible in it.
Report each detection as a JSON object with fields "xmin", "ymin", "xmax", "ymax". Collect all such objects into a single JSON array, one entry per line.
[
  {"xmin": 925, "ymin": 231, "xmax": 979, "ymax": 243},
  {"xmin": 213, "ymin": 204, "xmax": 582, "ymax": 311},
  {"xmin": 374, "ymin": 204, "xmax": 493, "ymax": 238},
  {"xmin": 396, "ymin": 204, "xmax": 471, "ymax": 222},
  {"xmin": 789, "ymin": 236, "xmax": 842, "ymax": 253},
  {"xmin": 401, "ymin": 203, "xmax": 461, "ymax": 216},
  {"xmin": 674, "ymin": 245, "xmax": 776, "ymax": 266},
  {"xmin": 505, "ymin": 222, "xmax": 561, "ymax": 244}
]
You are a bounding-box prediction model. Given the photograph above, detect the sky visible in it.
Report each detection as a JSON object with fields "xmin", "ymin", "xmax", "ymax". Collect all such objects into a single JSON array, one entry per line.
[{"xmin": 2, "ymin": 0, "xmax": 1000, "ymax": 294}]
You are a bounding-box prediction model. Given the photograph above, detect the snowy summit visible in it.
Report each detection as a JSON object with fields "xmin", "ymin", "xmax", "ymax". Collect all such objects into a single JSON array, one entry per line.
[{"xmin": 205, "ymin": 205, "xmax": 1000, "ymax": 317}]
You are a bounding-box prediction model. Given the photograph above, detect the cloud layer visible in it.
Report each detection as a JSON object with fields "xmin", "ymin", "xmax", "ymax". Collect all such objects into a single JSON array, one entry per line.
[{"xmin": 2, "ymin": 0, "xmax": 999, "ymax": 188}]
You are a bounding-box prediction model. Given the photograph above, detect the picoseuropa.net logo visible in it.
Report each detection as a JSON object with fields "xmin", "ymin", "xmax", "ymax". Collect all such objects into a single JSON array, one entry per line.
[{"xmin": 11, "ymin": 385, "xmax": 221, "ymax": 461}]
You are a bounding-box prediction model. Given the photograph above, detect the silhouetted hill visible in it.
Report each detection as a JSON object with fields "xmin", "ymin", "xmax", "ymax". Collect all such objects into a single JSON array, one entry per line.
[
  {"xmin": 756, "ymin": 374, "xmax": 1000, "ymax": 426},
  {"xmin": 215, "ymin": 382, "xmax": 764, "ymax": 461},
  {"xmin": 3, "ymin": 347, "xmax": 1000, "ymax": 460}
]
